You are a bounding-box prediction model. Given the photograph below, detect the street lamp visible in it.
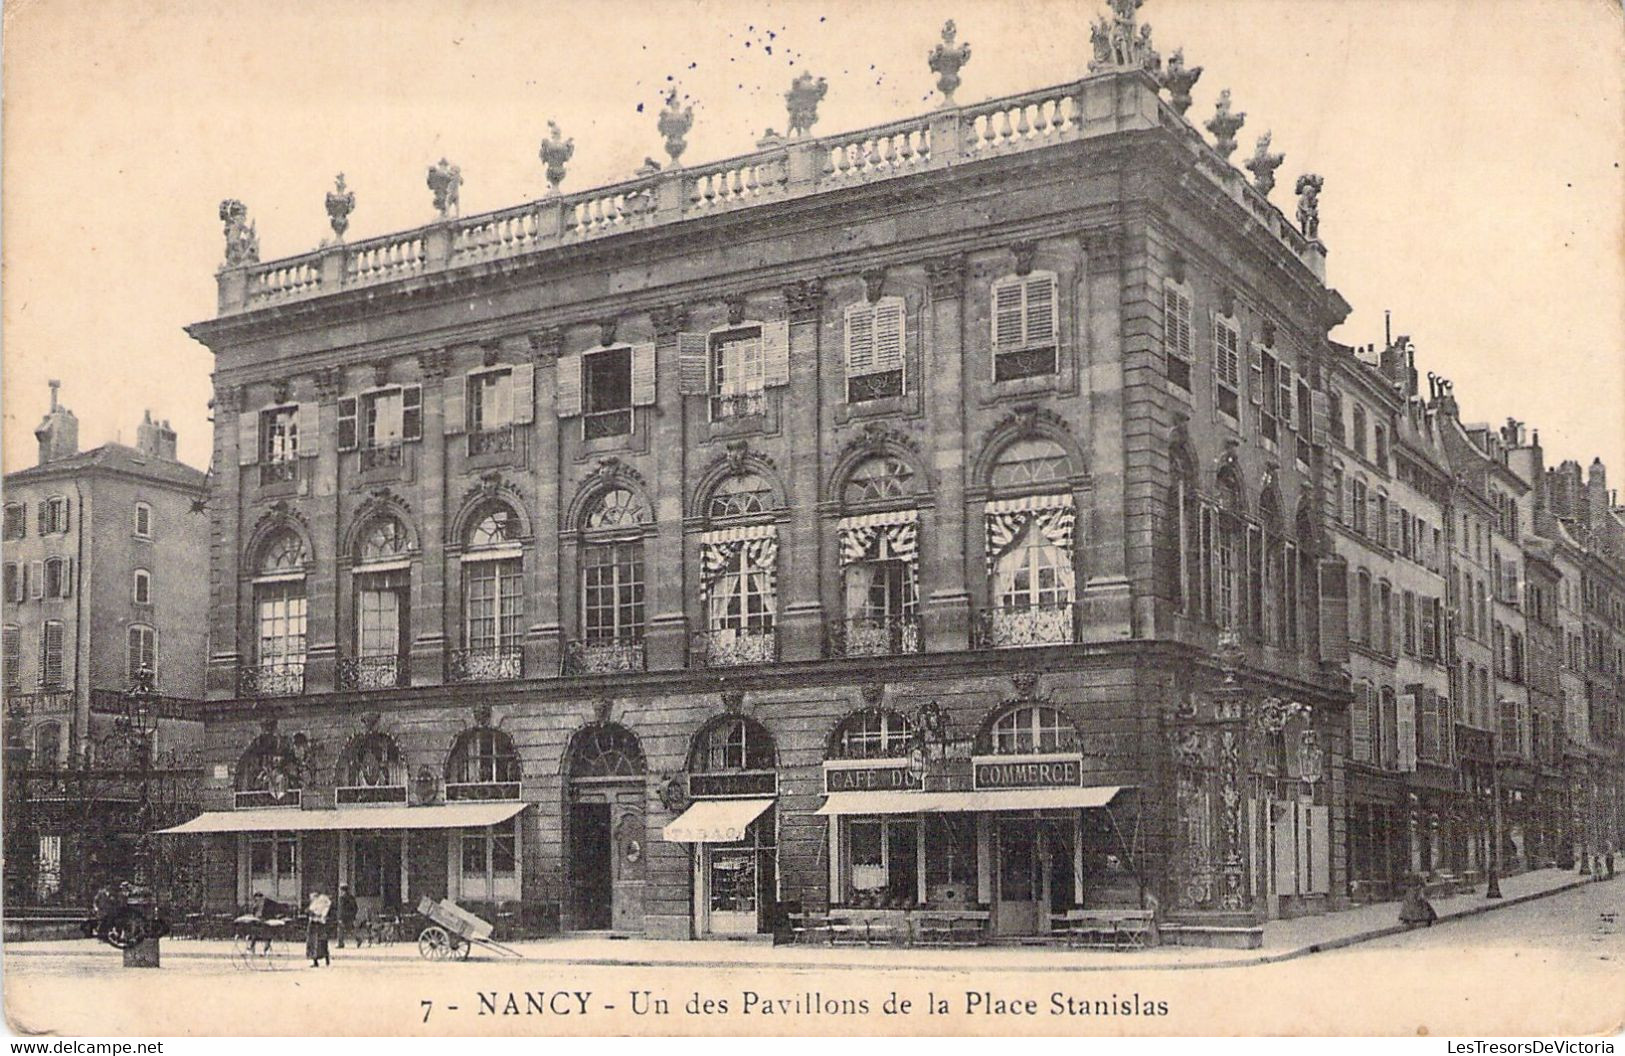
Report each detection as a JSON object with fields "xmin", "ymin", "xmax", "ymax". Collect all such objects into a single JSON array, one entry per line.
[
  {"xmin": 117, "ymin": 667, "xmax": 160, "ymax": 889},
  {"xmin": 1486, "ymin": 729, "xmax": 1503, "ymax": 899}
]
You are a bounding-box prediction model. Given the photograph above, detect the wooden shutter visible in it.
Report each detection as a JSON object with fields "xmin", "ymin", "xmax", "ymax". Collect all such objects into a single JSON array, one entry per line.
[
  {"xmin": 508, "ymin": 365, "xmax": 534, "ymax": 425},
  {"xmin": 1280, "ymin": 364, "xmax": 1296, "ymax": 429},
  {"xmin": 401, "ymin": 384, "xmax": 424, "ymax": 439},
  {"xmin": 844, "ymin": 303, "xmax": 876, "ymax": 377},
  {"xmin": 296, "ymin": 402, "xmax": 318, "ymax": 456},
  {"xmin": 1387, "ymin": 503, "xmax": 1400, "ymax": 551},
  {"xmin": 337, "ymin": 397, "xmax": 359, "ymax": 450},
  {"xmin": 1311, "ymin": 389, "xmax": 1329, "ymax": 444},
  {"xmin": 37, "ymin": 502, "xmax": 47, "ymax": 535},
  {"xmin": 238, "ymin": 410, "xmax": 259, "ymax": 466},
  {"xmin": 441, "ymin": 375, "xmax": 466, "ymax": 435},
  {"xmin": 17, "ymin": 564, "xmax": 28, "ymax": 603},
  {"xmin": 61, "ymin": 558, "xmax": 73, "ymax": 599},
  {"xmin": 1163, "ymin": 285, "xmax": 1193, "ymax": 360},
  {"xmin": 1024, "ymin": 275, "xmax": 1056, "ymax": 345},
  {"xmin": 1249, "ymin": 345, "xmax": 1265, "ymax": 406},
  {"xmin": 762, "ymin": 319, "xmax": 791, "ymax": 387},
  {"xmin": 1198, "ymin": 506, "xmax": 1214, "ymax": 621},
  {"xmin": 1396, "ymin": 692, "xmax": 1417, "ymax": 771},
  {"xmin": 1351, "ymin": 683, "xmax": 1372, "ymax": 762},
  {"xmin": 616, "ymin": 342, "xmax": 653, "ymax": 407},
  {"xmin": 30, "ymin": 561, "xmax": 44, "ymax": 600},
  {"xmin": 993, "ymin": 280, "xmax": 1024, "ymax": 349},
  {"xmin": 1317, "ymin": 557, "xmax": 1349, "ymax": 663},
  {"xmin": 61, "ymin": 500, "xmax": 70, "ymax": 533},
  {"xmin": 677, "ymin": 333, "xmax": 709, "ymax": 395},
  {"xmin": 555, "ymin": 353, "xmax": 582, "ymax": 417}
]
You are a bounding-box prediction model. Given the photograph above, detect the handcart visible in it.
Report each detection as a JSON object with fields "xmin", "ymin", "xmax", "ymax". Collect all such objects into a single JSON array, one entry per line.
[{"xmin": 415, "ymin": 896, "xmax": 522, "ymax": 960}]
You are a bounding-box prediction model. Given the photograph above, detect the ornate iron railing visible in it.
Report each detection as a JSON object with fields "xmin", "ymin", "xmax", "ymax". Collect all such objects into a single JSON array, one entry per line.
[
  {"xmin": 467, "ymin": 425, "xmax": 516, "ymax": 455},
  {"xmin": 971, "ymin": 603, "xmax": 1078, "ymax": 649},
  {"xmin": 360, "ymin": 442, "xmax": 404, "ymax": 470},
  {"xmin": 445, "ymin": 780, "xmax": 522, "ymax": 802},
  {"xmin": 583, "ymin": 409, "xmax": 632, "ymax": 440},
  {"xmin": 238, "ymin": 661, "xmax": 306, "ymax": 698},
  {"xmin": 690, "ymin": 628, "xmax": 776, "ymax": 668},
  {"xmin": 335, "ymin": 783, "xmax": 408, "ymax": 805},
  {"xmin": 444, "ymin": 646, "xmax": 523, "ymax": 683},
  {"xmin": 335, "ymin": 654, "xmax": 406, "ymax": 691},
  {"xmin": 563, "ymin": 637, "xmax": 646, "ymax": 675},
  {"xmin": 827, "ymin": 615, "xmax": 923, "ymax": 658},
  {"xmin": 710, "ymin": 392, "xmax": 766, "ymax": 420},
  {"xmin": 846, "ymin": 370, "xmax": 904, "ymax": 404}
]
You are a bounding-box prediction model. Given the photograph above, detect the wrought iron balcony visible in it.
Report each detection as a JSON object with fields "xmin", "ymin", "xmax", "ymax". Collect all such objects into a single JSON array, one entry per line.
[
  {"xmin": 258, "ymin": 459, "xmax": 297, "ymax": 486},
  {"xmin": 563, "ymin": 637, "xmax": 646, "ymax": 675},
  {"xmin": 360, "ymin": 441, "xmax": 404, "ymax": 470},
  {"xmin": 690, "ymin": 627, "xmax": 776, "ymax": 668},
  {"xmin": 971, "ymin": 602, "xmax": 1078, "ymax": 649},
  {"xmin": 710, "ymin": 391, "xmax": 766, "ymax": 420},
  {"xmin": 827, "ymin": 614, "xmax": 922, "ymax": 658},
  {"xmin": 445, "ymin": 646, "xmax": 523, "ymax": 683},
  {"xmin": 238, "ymin": 661, "xmax": 306, "ymax": 698},
  {"xmin": 467, "ymin": 425, "xmax": 517, "ymax": 456},
  {"xmin": 583, "ymin": 409, "xmax": 632, "ymax": 440},
  {"xmin": 335, "ymin": 653, "xmax": 407, "ymax": 691},
  {"xmin": 445, "ymin": 780, "xmax": 522, "ymax": 802}
]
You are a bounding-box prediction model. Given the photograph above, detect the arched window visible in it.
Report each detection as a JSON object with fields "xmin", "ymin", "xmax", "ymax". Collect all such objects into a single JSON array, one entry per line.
[
  {"xmin": 349, "ymin": 517, "xmax": 411, "ymax": 689},
  {"xmin": 567, "ymin": 724, "xmax": 646, "ymax": 778},
  {"xmin": 336, "ymin": 733, "xmax": 406, "ymax": 803},
  {"xmin": 446, "ymin": 728, "xmax": 521, "ymax": 797},
  {"xmin": 829, "ymin": 709, "xmax": 915, "ymax": 760},
  {"xmin": 235, "ymin": 736, "xmax": 302, "ymax": 808},
  {"xmin": 691, "ymin": 716, "xmax": 775, "ymax": 772},
  {"xmin": 458, "ymin": 504, "xmax": 523, "ymax": 680},
  {"xmin": 990, "ymin": 438, "xmax": 1071, "ymax": 490},
  {"xmin": 576, "ymin": 490, "xmax": 647, "ymax": 670},
  {"xmin": 252, "ymin": 531, "xmax": 307, "ymax": 695},
  {"xmin": 843, "ymin": 456, "xmax": 914, "ymax": 506},
  {"xmin": 33, "ymin": 721, "xmax": 62, "ymax": 767},
  {"xmin": 985, "ymin": 704, "xmax": 1077, "ymax": 755},
  {"xmin": 708, "ymin": 474, "xmax": 773, "ymax": 520},
  {"xmin": 837, "ymin": 457, "xmax": 920, "ymax": 656}
]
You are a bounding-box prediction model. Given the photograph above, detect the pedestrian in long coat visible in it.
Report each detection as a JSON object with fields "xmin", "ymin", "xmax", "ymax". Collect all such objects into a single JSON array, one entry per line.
[
  {"xmin": 306, "ymin": 892, "xmax": 333, "ymax": 967},
  {"xmin": 1398, "ymin": 875, "xmax": 1437, "ymax": 928}
]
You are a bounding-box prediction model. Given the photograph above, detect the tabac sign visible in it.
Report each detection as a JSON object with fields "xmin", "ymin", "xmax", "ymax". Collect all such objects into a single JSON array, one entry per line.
[{"xmin": 971, "ymin": 753, "xmax": 1083, "ymax": 790}]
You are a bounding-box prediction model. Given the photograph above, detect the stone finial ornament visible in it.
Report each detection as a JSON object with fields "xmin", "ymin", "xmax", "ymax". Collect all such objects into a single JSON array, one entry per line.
[
  {"xmin": 1089, "ymin": 0, "xmax": 1159, "ymax": 74},
  {"xmin": 539, "ymin": 121, "xmax": 574, "ymax": 194},
  {"xmin": 785, "ymin": 71, "xmax": 828, "ymax": 137},
  {"xmin": 218, "ymin": 199, "xmax": 259, "ymax": 267},
  {"xmin": 658, "ymin": 90, "xmax": 694, "ymax": 166},
  {"xmin": 1295, "ymin": 173, "xmax": 1324, "ymax": 240},
  {"xmin": 1158, "ymin": 48, "xmax": 1203, "ymax": 116},
  {"xmin": 1204, "ymin": 89, "xmax": 1246, "ymax": 159},
  {"xmin": 324, "ymin": 173, "xmax": 355, "ymax": 241},
  {"xmin": 426, "ymin": 158, "xmax": 462, "ymax": 217},
  {"xmin": 928, "ymin": 20, "xmax": 971, "ymax": 105},
  {"xmin": 1244, "ymin": 132, "xmax": 1284, "ymax": 196}
]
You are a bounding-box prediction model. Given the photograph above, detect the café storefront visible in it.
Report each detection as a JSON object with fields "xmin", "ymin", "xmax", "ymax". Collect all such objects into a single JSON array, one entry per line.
[{"xmin": 815, "ymin": 703, "xmax": 1139, "ymax": 938}]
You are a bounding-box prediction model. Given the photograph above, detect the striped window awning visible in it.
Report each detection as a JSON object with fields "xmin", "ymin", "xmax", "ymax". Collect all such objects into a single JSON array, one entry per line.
[
  {"xmin": 984, "ymin": 492, "xmax": 1074, "ymax": 516},
  {"xmin": 697, "ymin": 523, "xmax": 778, "ymax": 546},
  {"xmin": 835, "ymin": 508, "xmax": 918, "ymax": 533}
]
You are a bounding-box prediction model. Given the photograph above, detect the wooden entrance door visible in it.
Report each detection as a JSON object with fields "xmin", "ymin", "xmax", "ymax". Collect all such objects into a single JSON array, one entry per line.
[
  {"xmin": 351, "ymin": 834, "xmax": 403, "ymax": 920},
  {"xmin": 994, "ymin": 818, "xmax": 1046, "ymax": 936}
]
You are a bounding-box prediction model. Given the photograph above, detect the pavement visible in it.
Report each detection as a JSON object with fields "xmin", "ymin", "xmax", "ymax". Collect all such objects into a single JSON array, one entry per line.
[{"xmin": 3, "ymin": 866, "xmax": 1610, "ymax": 974}]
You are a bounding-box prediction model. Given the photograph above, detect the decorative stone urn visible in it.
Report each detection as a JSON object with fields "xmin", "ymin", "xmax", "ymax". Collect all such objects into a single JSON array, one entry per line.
[{"xmin": 928, "ymin": 21, "xmax": 971, "ymax": 105}]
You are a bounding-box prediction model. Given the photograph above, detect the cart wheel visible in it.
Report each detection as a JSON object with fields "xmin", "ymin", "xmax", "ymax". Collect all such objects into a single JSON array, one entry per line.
[
  {"xmin": 419, "ymin": 925, "xmax": 453, "ymax": 960},
  {"xmin": 455, "ymin": 936, "xmax": 471, "ymax": 961},
  {"xmin": 231, "ymin": 933, "xmax": 251, "ymax": 970}
]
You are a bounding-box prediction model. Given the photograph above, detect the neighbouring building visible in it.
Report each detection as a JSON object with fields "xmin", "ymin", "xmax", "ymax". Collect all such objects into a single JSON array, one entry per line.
[
  {"xmin": 174, "ymin": 3, "xmax": 1367, "ymax": 945},
  {"xmin": 2, "ymin": 384, "xmax": 209, "ymax": 911}
]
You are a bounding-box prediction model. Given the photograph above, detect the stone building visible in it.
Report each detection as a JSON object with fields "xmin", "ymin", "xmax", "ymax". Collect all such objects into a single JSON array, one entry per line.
[
  {"xmin": 174, "ymin": 3, "xmax": 1360, "ymax": 943},
  {"xmin": 1, "ymin": 384, "xmax": 208, "ymax": 907}
]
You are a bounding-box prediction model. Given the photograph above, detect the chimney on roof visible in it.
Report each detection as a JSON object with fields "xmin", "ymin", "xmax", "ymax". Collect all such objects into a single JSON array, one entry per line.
[
  {"xmin": 135, "ymin": 409, "xmax": 179, "ymax": 461},
  {"xmin": 34, "ymin": 381, "xmax": 79, "ymax": 465}
]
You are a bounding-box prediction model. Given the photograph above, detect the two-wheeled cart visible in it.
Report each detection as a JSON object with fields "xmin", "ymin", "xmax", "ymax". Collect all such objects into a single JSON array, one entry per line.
[{"xmin": 414, "ymin": 896, "xmax": 522, "ymax": 961}]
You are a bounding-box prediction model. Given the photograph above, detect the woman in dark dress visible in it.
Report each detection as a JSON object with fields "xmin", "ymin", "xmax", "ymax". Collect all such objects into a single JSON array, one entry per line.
[
  {"xmin": 305, "ymin": 892, "xmax": 333, "ymax": 966},
  {"xmin": 1398, "ymin": 875, "xmax": 1438, "ymax": 928}
]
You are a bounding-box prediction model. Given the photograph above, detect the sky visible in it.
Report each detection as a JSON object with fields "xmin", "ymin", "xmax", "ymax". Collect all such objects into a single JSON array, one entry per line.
[{"xmin": 4, "ymin": 0, "xmax": 1622, "ymax": 481}]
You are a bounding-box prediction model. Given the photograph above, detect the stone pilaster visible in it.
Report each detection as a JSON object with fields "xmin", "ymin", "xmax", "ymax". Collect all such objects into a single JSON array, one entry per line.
[
  {"xmin": 412, "ymin": 349, "xmax": 452, "ymax": 685},
  {"xmin": 1079, "ymin": 227, "xmax": 1134, "ymax": 642},
  {"xmin": 646, "ymin": 304, "xmax": 691, "ymax": 670},
  {"xmin": 303, "ymin": 370, "xmax": 343, "ymax": 693},
  {"xmin": 208, "ymin": 383, "xmax": 244, "ymax": 699},
  {"xmin": 525, "ymin": 329, "xmax": 564, "ymax": 677},
  {"xmin": 779, "ymin": 279, "xmax": 826, "ymax": 661},
  {"xmin": 921, "ymin": 255, "xmax": 971, "ymax": 650}
]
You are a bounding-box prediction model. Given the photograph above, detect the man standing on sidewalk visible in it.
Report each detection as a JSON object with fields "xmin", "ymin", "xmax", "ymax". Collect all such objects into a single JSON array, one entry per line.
[{"xmin": 336, "ymin": 885, "xmax": 358, "ymax": 949}]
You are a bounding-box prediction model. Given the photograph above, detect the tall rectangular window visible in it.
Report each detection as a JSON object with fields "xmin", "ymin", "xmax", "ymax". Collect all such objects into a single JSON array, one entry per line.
[
  {"xmin": 469, "ymin": 370, "xmax": 514, "ymax": 435},
  {"xmin": 3, "ymin": 625, "xmax": 20, "ymax": 691},
  {"xmin": 3, "ymin": 503, "xmax": 26, "ymax": 540},
  {"xmin": 256, "ymin": 581, "xmax": 308, "ymax": 668},
  {"xmin": 464, "ymin": 558, "xmax": 523, "ymax": 652},
  {"xmin": 845, "ymin": 298, "xmax": 906, "ymax": 401},
  {"xmin": 133, "ymin": 502, "xmax": 152, "ymax": 538},
  {"xmin": 40, "ymin": 620, "xmax": 64, "ymax": 689},
  {"xmin": 991, "ymin": 273, "xmax": 1059, "ymax": 381},
  {"xmin": 582, "ymin": 542, "xmax": 645, "ymax": 642},
  {"xmin": 1212, "ymin": 315, "xmax": 1241, "ymax": 420},
  {"xmin": 1162, "ymin": 282, "xmax": 1193, "ymax": 391},
  {"xmin": 582, "ymin": 350, "xmax": 633, "ymax": 439},
  {"xmin": 127, "ymin": 624, "xmax": 156, "ymax": 682},
  {"xmin": 356, "ymin": 570, "xmax": 407, "ymax": 659},
  {"xmin": 261, "ymin": 407, "xmax": 298, "ymax": 463}
]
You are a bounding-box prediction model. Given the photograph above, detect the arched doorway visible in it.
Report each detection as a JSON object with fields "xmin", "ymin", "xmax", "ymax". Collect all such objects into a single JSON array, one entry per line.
[{"xmin": 565, "ymin": 723, "xmax": 646, "ymax": 932}]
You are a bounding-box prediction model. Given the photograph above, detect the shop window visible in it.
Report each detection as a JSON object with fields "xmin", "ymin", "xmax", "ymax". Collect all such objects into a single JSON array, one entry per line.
[
  {"xmin": 456, "ymin": 820, "xmax": 519, "ymax": 903},
  {"xmin": 843, "ymin": 817, "xmax": 919, "ymax": 908},
  {"xmin": 245, "ymin": 833, "xmax": 300, "ymax": 904},
  {"xmin": 923, "ymin": 814, "xmax": 979, "ymax": 896}
]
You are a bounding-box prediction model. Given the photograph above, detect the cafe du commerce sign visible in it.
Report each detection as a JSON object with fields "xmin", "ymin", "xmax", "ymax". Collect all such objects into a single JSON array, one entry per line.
[
  {"xmin": 823, "ymin": 759, "xmax": 921, "ymax": 794},
  {"xmin": 971, "ymin": 753, "xmax": 1084, "ymax": 790}
]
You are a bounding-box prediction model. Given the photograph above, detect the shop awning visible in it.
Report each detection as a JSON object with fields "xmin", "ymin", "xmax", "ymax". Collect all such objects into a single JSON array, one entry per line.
[
  {"xmin": 662, "ymin": 798, "xmax": 774, "ymax": 843},
  {"xmin": 815, "ymin": 786, "xmax": 1126, "ymax": 816},
  {"xmin": 156, "ymin": 801, "xmax": 526, "ymax": 834}
]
